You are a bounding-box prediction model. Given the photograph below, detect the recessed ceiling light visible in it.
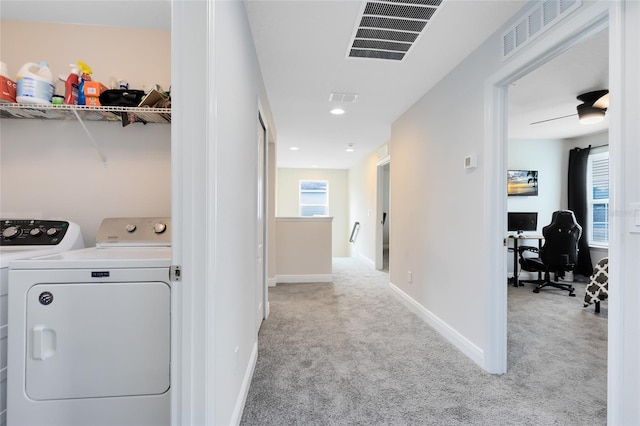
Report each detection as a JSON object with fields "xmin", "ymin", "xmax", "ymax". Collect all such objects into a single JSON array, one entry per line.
[
  {"xmin": 330, "ymin": 108, "xmax": 346, "ymax": 115},
  {"xmin": 289, "ymin": 146, "xmax": 299, "ymax": 151},
  {"xmin": 346, "ymin": 144, "xmax": 355, "ymax": 152}
]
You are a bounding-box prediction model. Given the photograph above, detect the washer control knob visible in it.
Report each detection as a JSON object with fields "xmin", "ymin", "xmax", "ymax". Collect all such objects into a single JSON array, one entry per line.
[
  {"xmin": 30, "ymin": 228, "xmax": 42, "ymax": 237},
  {"xmin": 153, "ymin": 223, "xmax": 167, "ymax": 234},
  {"xmin": 46, "ymin": 228, "xmax": 59, "ymax": 237},
  {"xmin": 2, "ymin": 226, "xmax": 20, "ymax": 239},
  {"xmin": 126, "ymin": 224, "xmax": 137, "ymax": 233}
]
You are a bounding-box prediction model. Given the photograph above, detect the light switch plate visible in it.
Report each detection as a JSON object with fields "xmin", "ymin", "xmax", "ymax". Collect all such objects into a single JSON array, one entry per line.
[{"xmin": 629, "ymin": 202, "xmax": 640, "ymax": 233}]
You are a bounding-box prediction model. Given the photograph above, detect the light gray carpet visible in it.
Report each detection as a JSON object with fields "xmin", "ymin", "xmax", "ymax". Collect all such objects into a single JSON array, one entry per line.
[{"xmin": 240, "ymin": 258, "xmax": 607, "ymax": 425}]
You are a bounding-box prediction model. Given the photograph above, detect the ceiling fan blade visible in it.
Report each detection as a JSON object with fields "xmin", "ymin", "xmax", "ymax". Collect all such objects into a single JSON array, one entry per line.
[
  {"xmin": 530, "ymin": 113, "xmax": 578, "ymax": 125},
  {"xmin": 577, "ymin": 90, "xmax": 609, "ymax": 108}
]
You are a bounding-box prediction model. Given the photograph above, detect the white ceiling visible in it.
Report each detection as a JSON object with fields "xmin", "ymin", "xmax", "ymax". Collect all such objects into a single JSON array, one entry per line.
[
  {"xmin": 0, "ymin": 1, "xmax": 171, "ymax": 30},
  {"xmin": 1, "ymin": 1, "xmax": 609, "ymax": 168},
  {"xmin": 244, "ymin": 0, "xmax": 528, "ymax": 169},
  {"xmin": 508, "ymin": 27, "xmax": 609, "ymax": 140}
]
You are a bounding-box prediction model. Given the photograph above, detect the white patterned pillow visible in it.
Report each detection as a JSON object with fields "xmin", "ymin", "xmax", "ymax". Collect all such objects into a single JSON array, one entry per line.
[{"xmin": 584, "ymin": 257, "xmax": 608, "ymax": 306}]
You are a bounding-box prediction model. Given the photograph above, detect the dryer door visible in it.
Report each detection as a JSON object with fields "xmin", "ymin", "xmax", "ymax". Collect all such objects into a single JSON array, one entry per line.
[{"xmin": 25, "ymin": 281, "xmax": 170, "ymax": 400}]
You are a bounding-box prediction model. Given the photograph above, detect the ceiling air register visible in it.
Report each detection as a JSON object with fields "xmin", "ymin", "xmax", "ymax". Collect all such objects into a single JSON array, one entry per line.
[{"xmin": 348, "ymin": 0, "xmax": 443, "ymax": 61}]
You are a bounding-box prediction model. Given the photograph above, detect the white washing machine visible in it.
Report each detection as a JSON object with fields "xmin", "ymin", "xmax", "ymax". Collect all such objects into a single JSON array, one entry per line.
[
  {"xmin": 0, "ymin": 219, "xmax": 84, "ymax": 426},
  {"xmin": 7, "ymin": 217, "xmax": 172, "ymax": 426}
]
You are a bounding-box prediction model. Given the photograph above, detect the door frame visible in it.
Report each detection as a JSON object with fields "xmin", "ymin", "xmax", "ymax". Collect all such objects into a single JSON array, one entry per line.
[
  {"xmin": 375, "ymin": 156, "xmax": 390, "ymax": 271},
  {"xmin": 257, "ymin": 109, "xmax": 268, "ymax": 327},
  {"xmin": 483, "ymin": 0, "xmax": 624, "ymax": 423}
]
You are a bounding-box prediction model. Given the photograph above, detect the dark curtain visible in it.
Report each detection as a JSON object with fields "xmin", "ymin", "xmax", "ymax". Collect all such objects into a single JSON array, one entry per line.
[{"xmin": 568, "ymin": 146, "xmax": 593, "ymax": 276}]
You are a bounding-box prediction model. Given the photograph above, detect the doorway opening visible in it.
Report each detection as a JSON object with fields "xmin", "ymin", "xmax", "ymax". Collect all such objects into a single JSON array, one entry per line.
[
  {"xmin": 483, "ymin": 2, "xmax": 612, "ymax": 377},
  {"xmin": 375, "ymin": 159, "xmax": 390, "ymax": 272},
  {"xmin": 257, "ymin": 113, "xmax": 267, "ymax": 330}
]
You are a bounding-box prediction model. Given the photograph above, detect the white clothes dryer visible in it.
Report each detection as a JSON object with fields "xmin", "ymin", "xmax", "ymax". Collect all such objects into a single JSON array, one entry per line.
[
  {"xmin": 7, "ymin": 217, "xmax": 171, "ymax": 426},
  {"xmin": 0, "ymin": 219, "xmax": 84, "ymax": 426}
]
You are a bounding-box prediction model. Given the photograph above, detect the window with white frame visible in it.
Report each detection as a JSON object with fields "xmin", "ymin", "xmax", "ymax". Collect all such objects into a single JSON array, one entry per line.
[
  {"xmin": 299, "ymin": 180, "xmax": 328, "ymax": 217},
  {"xmin": 586, "ymin": 148, "xmax": 609, "ymax": 247}
]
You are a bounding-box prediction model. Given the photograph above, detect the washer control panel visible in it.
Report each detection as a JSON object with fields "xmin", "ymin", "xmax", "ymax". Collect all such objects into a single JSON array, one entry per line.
[
  {"xmin": 96, "ymin": 217, "xmax": 171, "ymax": 246},
  {"xmin": 1, "ymin": 219, "xmax": 71, "ymax": 246}
]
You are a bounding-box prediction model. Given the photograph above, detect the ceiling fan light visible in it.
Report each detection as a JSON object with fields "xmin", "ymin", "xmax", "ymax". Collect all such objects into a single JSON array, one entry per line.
[
  {"xmin": 593, "ymin": 93, "xmax": 610, "ymax": 109},
  {"xmin": 577, "ymin": 104, "xmax": 605, "ymax": 125}
]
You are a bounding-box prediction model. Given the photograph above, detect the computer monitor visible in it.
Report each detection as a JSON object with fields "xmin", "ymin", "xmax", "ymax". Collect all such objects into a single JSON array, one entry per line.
[{"xmin": 508, "ymin": 212, "xmax": 538, "ymax": 232}]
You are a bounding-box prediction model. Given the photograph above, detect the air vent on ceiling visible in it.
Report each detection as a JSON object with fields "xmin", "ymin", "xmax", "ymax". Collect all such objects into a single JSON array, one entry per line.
[
  {"xmin": 502, "ymin": 0, "xmax": 582, "ymax": 60},
  {"xmin": 329, "ymin": 92, "xmax": 359, "ymax": 103},
  {"xmin": 347, "ymin": 0, "xmax": 444, "ymax": 61}
]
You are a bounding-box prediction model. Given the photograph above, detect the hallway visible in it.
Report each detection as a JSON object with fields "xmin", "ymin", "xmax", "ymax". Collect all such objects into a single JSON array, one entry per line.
[{"xmin": 241, "ymin": 258, "xmax": 606, "ymax": 425}]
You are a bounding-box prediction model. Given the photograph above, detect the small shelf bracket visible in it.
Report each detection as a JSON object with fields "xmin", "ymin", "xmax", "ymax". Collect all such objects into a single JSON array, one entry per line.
[{"xmin": 71, "ymin": 108, "xmax": 108, "ymax": 166}]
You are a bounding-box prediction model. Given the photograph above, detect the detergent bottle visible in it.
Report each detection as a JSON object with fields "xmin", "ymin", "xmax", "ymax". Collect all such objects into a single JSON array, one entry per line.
[
  {"xmin": 15, "ymin": 61, "xmax": 54, "ymax": 104},
  {"xmin": 77, "ymin": 61, "xmax": 92, "ymax": 106},
  {"xmin": 62, "ymin": 64, "xmax": 80, "ymax": 105},
  {"xmin": 0, "ymin": 61, "xmax": 16, "ymax": 103}
]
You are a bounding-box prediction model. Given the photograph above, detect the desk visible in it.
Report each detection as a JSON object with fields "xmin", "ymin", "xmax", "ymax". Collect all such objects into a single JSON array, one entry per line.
[{"xmin": 508, "ymin": 233, "xmax": 543, "ymax": 287}]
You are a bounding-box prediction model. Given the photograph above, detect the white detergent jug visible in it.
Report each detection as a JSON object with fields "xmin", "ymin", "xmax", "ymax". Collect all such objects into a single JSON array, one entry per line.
[{"xmin": 16, "ymin": 61, "xmax": 54, "ymax": 104}]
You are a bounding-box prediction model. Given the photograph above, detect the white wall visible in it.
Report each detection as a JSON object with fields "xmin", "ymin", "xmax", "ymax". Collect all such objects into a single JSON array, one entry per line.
[
  {"xmin": 389, "ymin": 2, "xmax": 640, "ymax": 422},
  {"xmin": 209, "ymin": 3, "xmax": 275, "ymax": 423},
  {"xmin": 507, "ymin": 138, "xmax": 566, "ymax": 230},
  {"xmin": 275, "ymin": 217, "xmax": 332, "ymax": 281},
  {"xmin": 172, "ymin": 1, "xmax": 277, "ymax": 424},
  {"xmin": 387, "ymin": 0, "xmax": 618, "ymax": 360},
  {"xmin": 347, "ymin": 146, "xmax": 383, "ymax": 264},
  {"xmin": 614, "ymin": 3, "xmax": 640, "ymax": 421},
  {"xmin": 0, "ymin": 21, "xmax": 171, "ymax": 246},
  {"xmin": 390, "ymin": 30, "xmax": 503, "ymax": 350},
  {"xmin": 276, "ymin": 168, "xmax": 349, "ymax": 257}
]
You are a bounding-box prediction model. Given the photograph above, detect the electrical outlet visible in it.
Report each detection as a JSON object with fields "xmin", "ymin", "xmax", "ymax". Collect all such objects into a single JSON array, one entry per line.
[{"xmin": 407, "ymin": 271, "xmax": 412, "ymax": 283}]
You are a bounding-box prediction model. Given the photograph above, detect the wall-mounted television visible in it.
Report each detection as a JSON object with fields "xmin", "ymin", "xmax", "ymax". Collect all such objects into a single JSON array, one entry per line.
[{"xmin": 507, "ymin": 170, "xmax": 538, "ymax": 196}]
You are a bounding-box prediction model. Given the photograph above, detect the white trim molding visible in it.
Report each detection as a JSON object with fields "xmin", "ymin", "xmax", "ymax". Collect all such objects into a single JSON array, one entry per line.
[
  {"xmin": 389, "ymin": 282, "xmax": 484, "ymax": 369},
  {"xmin": 358, "ymin": 253, "xmax": 376, "ymax": 269},
  {"xmin": 275, "ymin": 274, "xmax": 333, "ymax": 284},
  {"xmin": 230, "ymin": 341, "xmax": 258, "ymax": 426}
]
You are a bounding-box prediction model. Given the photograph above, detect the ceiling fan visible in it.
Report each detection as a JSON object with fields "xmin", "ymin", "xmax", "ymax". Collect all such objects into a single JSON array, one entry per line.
[{"xmin": 530, "ymin": 89, "xmax": 609, "ymax": 125}]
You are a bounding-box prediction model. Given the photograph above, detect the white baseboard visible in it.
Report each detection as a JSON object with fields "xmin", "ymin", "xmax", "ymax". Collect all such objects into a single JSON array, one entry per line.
[
  {"xmin": 276, "ymin": 274, "xmax": 333, "ymax": 283},
  {"xmin": 231, "ymin": 341, "xmax": 258, "ymax": 426},
  {"xmin": 358, "ymin": 253, "xmax": 375, "ymax": 268},
  {"xmin": 267, "ymin": 277, "xmax": 277, "ymax": 287},
  {"xmin": 389, "ymin": 282, "xmax": 484, "ymax": 369}
]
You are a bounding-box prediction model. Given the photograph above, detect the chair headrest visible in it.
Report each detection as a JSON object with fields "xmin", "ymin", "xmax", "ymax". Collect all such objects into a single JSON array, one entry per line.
[{"xmin": 551, "ymin": 210, "xmax": 579, "ymax": 229}]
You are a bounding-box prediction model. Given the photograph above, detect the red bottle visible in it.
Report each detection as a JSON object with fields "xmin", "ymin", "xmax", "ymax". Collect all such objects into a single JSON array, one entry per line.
[{"xmin": 64, "ymin": 65, "xmax": 79, "ymax": 105}]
